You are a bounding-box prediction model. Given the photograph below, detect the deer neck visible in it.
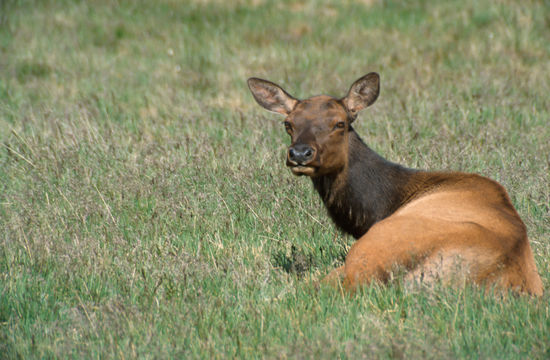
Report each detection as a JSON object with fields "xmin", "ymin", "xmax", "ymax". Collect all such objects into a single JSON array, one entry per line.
[{"xmin": 311, "ymin": 129, "xmax": 416, "ymax": 239}]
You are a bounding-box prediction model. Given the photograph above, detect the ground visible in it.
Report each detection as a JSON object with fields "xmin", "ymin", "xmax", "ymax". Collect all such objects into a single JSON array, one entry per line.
[{"xmin": 1, "ymin": 0, "xmax": 549, "ymax": 358}]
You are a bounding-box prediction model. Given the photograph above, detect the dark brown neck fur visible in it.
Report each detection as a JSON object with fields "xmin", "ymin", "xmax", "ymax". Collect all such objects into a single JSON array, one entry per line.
[{"xmin": 312, "ymin": 128, "xmax": 417, "ymax": 239}]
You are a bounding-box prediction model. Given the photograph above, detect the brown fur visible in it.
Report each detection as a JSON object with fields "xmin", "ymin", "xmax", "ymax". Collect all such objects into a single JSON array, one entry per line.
[{"xmin": 247, "ymin": 73, "xmax": 543, "ymax": 296}]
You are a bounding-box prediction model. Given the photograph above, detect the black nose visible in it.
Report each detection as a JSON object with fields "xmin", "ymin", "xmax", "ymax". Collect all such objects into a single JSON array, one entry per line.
[{"xmin": 288, "ymin": 144, "xmax": 314, "ymax": 165}]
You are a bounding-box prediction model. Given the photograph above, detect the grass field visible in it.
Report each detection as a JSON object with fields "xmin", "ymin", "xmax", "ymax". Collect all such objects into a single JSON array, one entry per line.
[{"xmin": 1, "ymin": 0, "xmax": 549, "ymax": 358}]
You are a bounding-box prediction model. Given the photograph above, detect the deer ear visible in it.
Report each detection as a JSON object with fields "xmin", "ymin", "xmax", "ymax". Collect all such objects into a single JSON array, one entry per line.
[
  {"xmin": 247, "ymin": 78, "xmax": 298, "ymax": 115},
  {"xmin": 342, "ymin": 72, "xmax": 380, "ymax": 118}
]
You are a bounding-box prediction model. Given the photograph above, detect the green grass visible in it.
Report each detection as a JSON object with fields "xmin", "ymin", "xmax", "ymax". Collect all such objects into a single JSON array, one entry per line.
[{"xmin": 1, "ymin": 0, "xmax": 549, "ymax": 358}]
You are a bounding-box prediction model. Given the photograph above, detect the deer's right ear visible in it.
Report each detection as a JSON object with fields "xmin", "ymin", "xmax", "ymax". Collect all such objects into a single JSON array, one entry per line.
[{"xmin": 247, "ymin": 78, "xmax": 298, "ymax": 115}]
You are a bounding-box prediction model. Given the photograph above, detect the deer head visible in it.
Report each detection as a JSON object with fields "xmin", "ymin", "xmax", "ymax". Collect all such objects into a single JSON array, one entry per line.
[{"xmin": 247, "ymin": 73, "xmax": 379, "ymax": 176}]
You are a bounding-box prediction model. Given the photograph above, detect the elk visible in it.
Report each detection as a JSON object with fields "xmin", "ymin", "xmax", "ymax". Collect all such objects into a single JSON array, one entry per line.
[{"xmin": 247, "ymin": 72, "xmax": 543, "ymax": 296}]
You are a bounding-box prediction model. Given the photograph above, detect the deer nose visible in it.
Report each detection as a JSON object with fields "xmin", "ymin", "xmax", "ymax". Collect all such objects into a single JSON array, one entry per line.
[{"xmin": 288, "ymin": 144, "xmax": 314, "ymax": 165}]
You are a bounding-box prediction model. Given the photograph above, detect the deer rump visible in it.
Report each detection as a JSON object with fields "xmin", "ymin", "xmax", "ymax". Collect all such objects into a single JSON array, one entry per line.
[{"xmin": 247, "ymin": 73, "xmax": 542, "ymax": 296}]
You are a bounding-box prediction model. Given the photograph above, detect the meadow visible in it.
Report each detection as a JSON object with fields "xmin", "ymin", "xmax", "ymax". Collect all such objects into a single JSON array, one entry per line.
[{"xmin": 1, "ymin": 0, "xmax": 549, "ymax": 358}]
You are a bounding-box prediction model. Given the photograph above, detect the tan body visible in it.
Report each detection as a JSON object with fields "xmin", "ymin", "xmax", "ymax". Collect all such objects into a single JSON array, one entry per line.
[
  {"xmin": 334, "ymin": 172, "xmax": 542, "ymax": 294},
  {"xmin": 248, "ymin": 73, "xmax": 542, "ymax": 295}
]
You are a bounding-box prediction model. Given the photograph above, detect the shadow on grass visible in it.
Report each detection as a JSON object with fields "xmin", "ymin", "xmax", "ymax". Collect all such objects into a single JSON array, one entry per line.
[
  {"xmin": 271, "ymin": 244, "xmax": 347, "ymax": 277},
  {"xmin": 272, "ymin": 245, "xmax": 314, "ymax": 277}
]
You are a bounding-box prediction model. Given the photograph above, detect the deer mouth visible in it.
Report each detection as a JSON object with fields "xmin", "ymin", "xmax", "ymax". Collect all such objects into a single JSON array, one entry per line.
[{"xmin": 289, "ymin": 165, "xmax": 317, "ymax": 176}]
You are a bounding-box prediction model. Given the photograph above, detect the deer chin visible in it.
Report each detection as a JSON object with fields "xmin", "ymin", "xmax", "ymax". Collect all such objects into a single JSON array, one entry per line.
[{"xmin": 289, "ymin": 165, "xmax": 317, "ymax": 176}]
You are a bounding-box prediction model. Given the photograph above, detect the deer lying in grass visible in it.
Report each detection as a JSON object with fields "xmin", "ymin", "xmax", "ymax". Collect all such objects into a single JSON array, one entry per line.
[{"xmin": 247, "ymin": 72, "xmax": 542, "ymax": 296}]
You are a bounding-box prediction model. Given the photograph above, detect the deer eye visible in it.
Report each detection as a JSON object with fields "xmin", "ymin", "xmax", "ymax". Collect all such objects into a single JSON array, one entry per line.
[
  {"xmin": 284, "ymin": 121, "xmax": 292, "ymax": 133},
  {"xmin": 334, "ymin": 121, "xmax": 346, "ymax": 130}
]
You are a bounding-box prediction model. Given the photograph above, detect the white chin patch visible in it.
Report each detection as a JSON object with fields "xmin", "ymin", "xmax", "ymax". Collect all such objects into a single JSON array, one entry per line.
[{"xmin": 290, "ymin": 166, "xmax": 315, "ymax": 176}]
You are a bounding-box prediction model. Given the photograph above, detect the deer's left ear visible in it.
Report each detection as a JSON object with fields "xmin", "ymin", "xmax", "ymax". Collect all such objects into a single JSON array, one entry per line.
[{"xmin": 342, "ymin": 72, "xmax": 380, "ymax": 119}]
